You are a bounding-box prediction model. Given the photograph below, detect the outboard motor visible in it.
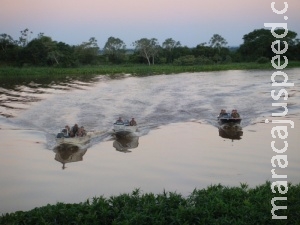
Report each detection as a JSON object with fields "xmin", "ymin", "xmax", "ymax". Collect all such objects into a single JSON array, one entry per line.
[
  {"xmin": 56, "ymin": 128, "xmax": 69, "ymax": 138},
  {"xmin": 56, "ymin": 132, "xmax": 64, "ymax": 138}
]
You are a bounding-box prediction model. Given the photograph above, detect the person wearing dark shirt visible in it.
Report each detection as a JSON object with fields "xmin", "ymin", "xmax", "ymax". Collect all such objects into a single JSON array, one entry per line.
[
  {"xmin": 129, "ymin": 118, "xmax": 137, "ymax": 126},
  {"xmin": 231, "ymin": 109, "xmax": 240, "ymax": 118}
]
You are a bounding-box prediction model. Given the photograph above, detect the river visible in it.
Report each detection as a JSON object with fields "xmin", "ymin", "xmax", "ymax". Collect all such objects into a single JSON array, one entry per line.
[{"xmin": 0, "ymin": 69, "xmax": 299, "ymax": 213}]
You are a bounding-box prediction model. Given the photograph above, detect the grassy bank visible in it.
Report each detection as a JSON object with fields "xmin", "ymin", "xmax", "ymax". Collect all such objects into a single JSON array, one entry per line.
[
  {"xmin": 1, "ymin": 182, "xmax": 299, "ymax": 225},
  {"xmin": 1, "ymin": 61, "xmax": 300, "ymax": 84}
]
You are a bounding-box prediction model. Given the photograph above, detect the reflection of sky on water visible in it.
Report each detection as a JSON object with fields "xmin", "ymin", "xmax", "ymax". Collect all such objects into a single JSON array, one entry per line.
[{"xmin": 0, "ymin": 117, "xmax": 300, "ymax": 214}]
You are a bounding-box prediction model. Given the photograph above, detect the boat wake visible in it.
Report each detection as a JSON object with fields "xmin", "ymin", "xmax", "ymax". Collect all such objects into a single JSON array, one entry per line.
[{"xmin": 1, "ymin": 69, "xmax": 299, "ymax": 148}]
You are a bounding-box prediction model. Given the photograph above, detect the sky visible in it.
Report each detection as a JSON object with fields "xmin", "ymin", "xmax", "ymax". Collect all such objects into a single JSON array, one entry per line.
[{"xmin": 1, "ymin": 0, "xmax": 300, "ymax": 48}]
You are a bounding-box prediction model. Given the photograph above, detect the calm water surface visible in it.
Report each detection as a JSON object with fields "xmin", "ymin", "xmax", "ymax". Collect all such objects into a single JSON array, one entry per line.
[{"xmin": 0, "ymin": 69, "xmax": 299, "ymax": 213}]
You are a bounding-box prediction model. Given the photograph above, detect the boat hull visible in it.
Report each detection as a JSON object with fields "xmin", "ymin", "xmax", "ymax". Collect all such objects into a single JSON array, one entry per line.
[
  {"xmin": 217, "ymin": 113, "xmax": 242, "ymax": 125},
  {"xmin": 113, "ymin": 123, "xmax": 137, "ymax": 135},
  {"xmin": 55, "ymin": 131, "xmax": 103, "ymax": 146},
  {"xmin": 56, "ymin": 135, "xmax": 90, "ymax": 146},
  {"xmin": 218, "ymin": 118, "xmax": 242, "ymax": 125}
]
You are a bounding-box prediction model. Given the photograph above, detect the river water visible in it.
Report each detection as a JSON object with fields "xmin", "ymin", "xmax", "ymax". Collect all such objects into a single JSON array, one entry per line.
[{"xmin": 0, "ymin": 69, "xmax": 299, "ymax": 213}]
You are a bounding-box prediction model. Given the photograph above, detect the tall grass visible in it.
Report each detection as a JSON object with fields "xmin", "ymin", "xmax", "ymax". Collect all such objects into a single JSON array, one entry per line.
[
  {"xmin": 1, "ymin": 62, "xmax": 300, "ymax": 81},
  {"xmin": 1, "ymin": 62, "xmax": 299, "ymax": 88},
  {"xmin": 1, "ymin": 182, "xmax": 299, "ymax": 224}
]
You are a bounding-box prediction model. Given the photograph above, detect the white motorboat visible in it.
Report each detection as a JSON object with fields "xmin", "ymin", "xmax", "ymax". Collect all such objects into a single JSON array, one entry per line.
[{"xmin": 113, "ymin": 121, "xmax": 137, "ymax": 135}]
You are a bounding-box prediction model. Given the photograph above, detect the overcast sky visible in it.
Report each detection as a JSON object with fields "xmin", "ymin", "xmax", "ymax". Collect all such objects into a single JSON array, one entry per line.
[{"xmin": 1, "ymin": 0, "xmax": 300, "ymax": 48}]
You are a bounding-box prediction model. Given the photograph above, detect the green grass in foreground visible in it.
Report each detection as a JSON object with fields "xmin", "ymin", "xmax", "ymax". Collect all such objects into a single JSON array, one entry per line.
[
  {"xmin": 1, "ymin": 182, "xmax": 299, "ymax": 225},
  {"xmin": 1, "ymin": 61, "xmax": 300, "ymax": 85}
]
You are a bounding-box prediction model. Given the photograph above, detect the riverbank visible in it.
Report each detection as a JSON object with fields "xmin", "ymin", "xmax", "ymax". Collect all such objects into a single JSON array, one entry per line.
[
  {"xmin": 1, "ymin": 181, "xmax": 299, "ymax": 224},
  {"xmin": 1, "ymin": 61, "xmax": 300, "ymax": 85}
]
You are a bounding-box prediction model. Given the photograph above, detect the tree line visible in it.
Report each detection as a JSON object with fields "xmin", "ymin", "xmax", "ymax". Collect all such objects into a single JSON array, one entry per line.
[{"xmin": 0, "ymin": 28, "xmax": 299, "ymax": 67}]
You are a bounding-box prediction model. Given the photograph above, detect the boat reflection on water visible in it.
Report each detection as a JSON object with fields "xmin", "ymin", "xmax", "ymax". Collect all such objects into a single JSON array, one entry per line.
[
  {"xmin": 113, "ymin": 134, "xmax": 139, "ymax": 153},
  {"xmin": 218, "ymin": 123, "xmax": 243, "ymax": 141},
  {"xmin": 53, "ymin": 143, "xmax": 88, "ymax": 169}
]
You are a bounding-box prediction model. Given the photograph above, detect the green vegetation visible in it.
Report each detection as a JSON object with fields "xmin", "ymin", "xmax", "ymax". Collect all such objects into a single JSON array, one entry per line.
[
  {"xmin": 1, "ymin": 28, "xmax": 299, "ymax": 86},
  {"xmin": 1, "ymin": 61, "xmax": 300, "ymax": 84},
  {"xmin": 1, "ymin": 61, "xmax": 300, "ymax": 88},
  {"xmin": 1, "ymin": 28, "xmax": 299, "ymax": 68},
  {"xmin": 1, "ymin": 182, "xmax": 299, "ymax": 224}
]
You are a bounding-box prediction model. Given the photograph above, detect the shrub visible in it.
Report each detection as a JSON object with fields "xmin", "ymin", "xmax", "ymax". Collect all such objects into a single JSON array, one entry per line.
[
  {"xmin": 195, "ymin": 55, "xmax": 214, "ymax": 65},
  {"xmin": 1, "ymin": 182, "xmax": 299, "ymax": 224},
  {"xmin": 173, "ymin": 55, "xmax": 195, "ymax": 66},
  {"xmin": 256, "ymin": 56, "xmax": 269, "ymax": 64}
]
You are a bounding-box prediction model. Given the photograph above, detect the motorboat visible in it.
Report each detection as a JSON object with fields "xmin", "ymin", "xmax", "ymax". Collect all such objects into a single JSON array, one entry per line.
[
  {"xmin": 113, "ymin": 121, "xmax": 137, "ymax": 135},
  {"xmin": 56, "ymin": 128, "xmax": 101, "ymax": 146},
  {"xmin": 217, "ymin": 113, "xmax": 242, "ymax": 125}
]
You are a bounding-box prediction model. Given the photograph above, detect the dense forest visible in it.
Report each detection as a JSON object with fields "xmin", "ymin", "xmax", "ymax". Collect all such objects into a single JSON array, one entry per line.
[{"xmin": 0, "ymin": 28, "xmax": 299, "ymax": 67}]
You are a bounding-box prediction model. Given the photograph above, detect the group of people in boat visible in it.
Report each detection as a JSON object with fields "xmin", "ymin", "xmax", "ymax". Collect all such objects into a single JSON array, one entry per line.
[
  {"xmin": 63, "ymin": 124, "xmax": 87, "ymax": 137},
  {"xmin": 115, "ymin": 117, "xmax": 137, "ymax": 126},
  {"xmin": 59, "ymin": 117, "xmax": 137, "ymax": 139},
  {"xmin": 219, "ymin": 109, "xmax": 240, "ymax": 118}
]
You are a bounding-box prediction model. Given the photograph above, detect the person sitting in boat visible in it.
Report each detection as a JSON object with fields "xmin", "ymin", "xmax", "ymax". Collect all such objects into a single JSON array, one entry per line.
[
  {"xmin": 81, "ymin": 126, "xmax": 87, "ymax": 136},
  {"xmin": 65, "ymin": 125, "xmax": 70, "ymax": 133},
  {"xmin": 57, "ymin": 126, "xmax": 69, "ymax": 138},
  {"xmin": 219, "ymin": 109, "xmax": 227, "ymax": 117},
  {"xmin": 70, "ymin": 124, "xmax": 79, "ymax": 137},
  {"xmin": 62, "ymin": 125, "xmax": 70, "ymax": 137},
  {"xmin": 77, "ymin": 126, "xmax": 87, "ymax": 137},
  {"xmin": 116, "ymin": 117, "xmax": 123, "ymax": 123},
  {"xmin": 231, "ymin": 109, "xmax": 240, "ymax": 118},
  {"xmin": 129, "ymin": 118, "xmax": 137, "ymax": 126}
]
